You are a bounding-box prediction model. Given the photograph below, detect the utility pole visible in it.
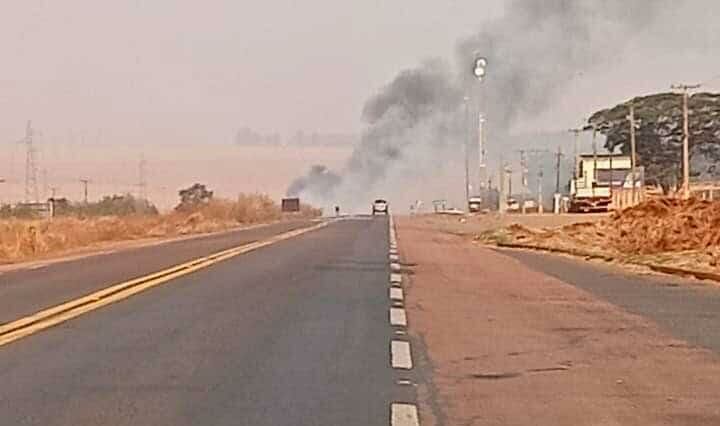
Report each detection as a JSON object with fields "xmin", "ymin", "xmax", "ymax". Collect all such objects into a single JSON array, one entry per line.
[
  {"xmin": 498, "ymin": 156, "xmax": 506, "ymax": 213},
  {"xmin": 628, "ymin": 103, "xmax": 638, "ymax": 204},
  {"xmin": 537, "ymin": 166, "xmax": 544, "ymax": 214},
  {"xmin": 79, "ymin": 178, "xmax": 90, "ymax": 204},
  {"xmin": 555, "ymin": 145, "xmax": 563, "ymax": 194},
  {"xmin": 517, "ymin": 149, "xmax": 528, "ymax": 213},
  {"xmin": 478, "ymin": 113, "xmax": 487, "ymax": 192},
  {"xmin": 19, "ymin": 121, "xmax": 40, "ymax": 203},
  {"xmin": 506, "ymin": 166, "xmax": 513, "ymax": 199},
  {"xmin": 463, "ymin": 98, "xmax": 471, "ymax": 209},
  {"xmin": 591, "ymin": 125, "xmax": 598, "ymax": 199},
  {"xmin": 568, "ymin": 128, "xmax": 582, "ymax": 179},
  {"xmin": 138, "ymin": 156, "xmax": 148, "ymax": 200},
  {"xmin": 671, "ymin": 83, "xmax": 700, "ymax": 199}
]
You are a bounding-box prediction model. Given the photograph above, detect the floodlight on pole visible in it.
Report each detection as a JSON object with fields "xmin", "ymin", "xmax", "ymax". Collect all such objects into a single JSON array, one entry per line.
[{"xmin": 473, "ymin": 57, "xmax": 488, "ymax": 81}]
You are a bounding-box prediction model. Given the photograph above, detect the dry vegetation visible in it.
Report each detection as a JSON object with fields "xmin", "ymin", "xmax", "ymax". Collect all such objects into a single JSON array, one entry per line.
[
  {"xmin": 0, "ymin": 193, "xmax": 321, "ymax": 264},
  {"xmin": 479, "ymin": 198, "xmax": 720, "ymax": 273}
]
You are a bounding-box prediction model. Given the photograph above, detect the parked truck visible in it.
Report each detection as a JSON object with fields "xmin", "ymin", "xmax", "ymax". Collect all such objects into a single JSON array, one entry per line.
[{"xmin": 569, "ymin": 154, "xmax": 632, "ymax": 213}]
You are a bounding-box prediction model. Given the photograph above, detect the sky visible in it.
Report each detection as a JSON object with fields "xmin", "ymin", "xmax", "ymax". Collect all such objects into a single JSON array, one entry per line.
[
  {"xmin": 3, "ymin": 0, "xmax": 720, "ymax": 209},
  {"xmin": 0, "ymin": 0, "xmax": 504, "ymax": 146}
]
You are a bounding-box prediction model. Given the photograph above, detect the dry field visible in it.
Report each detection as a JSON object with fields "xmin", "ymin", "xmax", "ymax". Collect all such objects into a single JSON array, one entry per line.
[
  {"xmin": 467, "ymin": 198, "xmax": 720, "ymax": 275},
  {"xmin": 0, "ymin": 194, "xmax": 319, "ymax": 264}
]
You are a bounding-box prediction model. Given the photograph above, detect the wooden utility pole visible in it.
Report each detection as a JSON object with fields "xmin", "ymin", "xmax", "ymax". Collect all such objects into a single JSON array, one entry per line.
[
  {"xmin": 628, "ymin": 103, "xmax": 638, "ymax": 204},
  {"xmin": 591, "ymin": 126, "xmax": 597, "ymax": 198},
  {"xmin": 672, "ymin": 84, "xmax": 700, "ymax": 199},
  {"xmin": 498, "ymin": 156, "xmax": 506, "ymax": 213},
  {"xmin": 568, "ymin": 128, "xmax": 582, "ymax": 179}
]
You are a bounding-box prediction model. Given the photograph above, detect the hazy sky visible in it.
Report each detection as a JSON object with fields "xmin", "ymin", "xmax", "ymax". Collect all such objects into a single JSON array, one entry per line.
[{"xmin": 0, "ymin": 0, "xmax": 505, "ymax": 146}]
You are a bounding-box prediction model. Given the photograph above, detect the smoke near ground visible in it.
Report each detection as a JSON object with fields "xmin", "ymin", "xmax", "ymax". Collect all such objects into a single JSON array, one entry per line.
[{"xmin": 289, "ymin": 0, "xmax": 693, "ymax": 213}]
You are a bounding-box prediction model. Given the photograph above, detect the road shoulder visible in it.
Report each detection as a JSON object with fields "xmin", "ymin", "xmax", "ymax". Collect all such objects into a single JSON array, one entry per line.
[{"xmin": 397, "ymin": 217, "xmax": 720, "ymax": 426}]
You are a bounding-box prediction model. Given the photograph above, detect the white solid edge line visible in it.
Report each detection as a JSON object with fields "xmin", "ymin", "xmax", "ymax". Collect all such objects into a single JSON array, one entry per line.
[
  {"xmin": 391, "ymin": 340, "xmax": 413, "ymax": 369},
  {"xmin": 390, "ymin": 307, "xmax": 407, "ymax": 326},
  {"xmin": 391, "ymin": 403, "xmax": 419, "ymax": 426},
  {"xmin": 390, "ymin": 287, "xmax": 404, "ymax": 301},
  {"xmin": 390, "ymin": 273, "xmax": 402, "ymax": 283}
]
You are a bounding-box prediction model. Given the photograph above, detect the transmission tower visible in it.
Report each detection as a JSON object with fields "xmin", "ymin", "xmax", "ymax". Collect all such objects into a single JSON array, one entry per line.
[
  {"xmin": 137, "ymin": 156, "xmax": 148, "ymax": 200},
  {"xmin": 19, "ymin": 121, "xmax": 40, "ymax": 203}
]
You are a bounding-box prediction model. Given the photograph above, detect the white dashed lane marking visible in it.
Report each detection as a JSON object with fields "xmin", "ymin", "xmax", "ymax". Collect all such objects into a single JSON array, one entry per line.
[
  {"xmin": 390, "ymin": 263, "xmax": 401, "ymax": 272},
  {"xmin": 391, "ymin": 273, "xmax": 402, "ymax": 284},
  {"xmin": 391, "ymin": 403, "xmax": 419, "ymax": 426},
  {"xmin": 390, "ymin": 287, "xmax": 404, "ymax": 301},
  {"xmin": 390, "ymin": 307, "xmax": 407, "ymax": 327},
  {"xmin": 391, "ymin": 340, "xmax": 413, "ymax": 369}
]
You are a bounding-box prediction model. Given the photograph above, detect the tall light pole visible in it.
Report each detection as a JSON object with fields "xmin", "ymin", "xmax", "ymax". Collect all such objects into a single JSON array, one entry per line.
[
  {"xmin": 463, "ymin": 96, "xmax": 471, "ymax": 207},
  {"xmin": 471, "ymin": 56, "xmax": 488, "ymax": 209}
]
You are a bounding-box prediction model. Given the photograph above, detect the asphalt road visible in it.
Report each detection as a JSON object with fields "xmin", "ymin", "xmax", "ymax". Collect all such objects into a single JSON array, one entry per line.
[
  {"xmin": 0, "ymin": 220, "xmax": 315, "ymax": 324},
  {"xmin": 0, "ymin": 217, "xmax": 403, "ymax": 425},
  {"xmin": 501, "ymin": 249, "xmax": 720, "ymax": 353}
]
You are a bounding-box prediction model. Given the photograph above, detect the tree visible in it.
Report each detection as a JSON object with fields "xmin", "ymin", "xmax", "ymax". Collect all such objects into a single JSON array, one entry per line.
[
  {"xmin": 176, "ymin": 183, "xmax": 214, "ymax": 212},
  {"xmin": 588, "ymin": 92, "xmax": 720, "ymax": 191}
]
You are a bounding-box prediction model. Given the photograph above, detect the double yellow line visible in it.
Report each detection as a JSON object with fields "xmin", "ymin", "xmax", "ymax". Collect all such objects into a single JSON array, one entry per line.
[{"xmin": 0, "ymin": 222, "xmax": 327, "ymax": 348}]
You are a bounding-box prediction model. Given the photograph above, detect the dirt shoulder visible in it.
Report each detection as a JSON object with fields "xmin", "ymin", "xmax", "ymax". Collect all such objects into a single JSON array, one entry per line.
[
  {"xmin": 410, "ymin": 212, "xmax": 605, "ymax": 237},
  {"xmin": 397, "ymin": 216, "xmax": 720, "ymax": 426}
]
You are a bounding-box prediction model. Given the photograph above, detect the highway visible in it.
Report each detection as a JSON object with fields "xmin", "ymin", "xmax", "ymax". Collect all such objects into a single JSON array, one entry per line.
[{"xmin": 0, "ymin": 217, "xmax": 414, "ymax": 425}]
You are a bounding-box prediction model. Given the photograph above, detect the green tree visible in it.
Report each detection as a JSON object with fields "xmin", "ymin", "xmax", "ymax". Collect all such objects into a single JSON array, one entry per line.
[
  {"xmin": 588, "ymin": 92, "xmax": 720, "ymax": 192},
  {"xmin": 176, "ymin": 183, "xmax": 214, "ymax": 212}
]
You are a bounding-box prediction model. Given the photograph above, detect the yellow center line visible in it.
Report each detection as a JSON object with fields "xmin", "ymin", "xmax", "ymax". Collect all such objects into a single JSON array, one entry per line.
[{"xmin": 0, "ymin": 222, "xmax": 328, "ymax": 348}]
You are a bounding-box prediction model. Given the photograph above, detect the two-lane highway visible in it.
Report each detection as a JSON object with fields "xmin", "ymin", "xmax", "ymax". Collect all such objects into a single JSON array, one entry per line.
[{"xmin": 0, "ymin": 217, "xmax": 403, "ymax": 425}]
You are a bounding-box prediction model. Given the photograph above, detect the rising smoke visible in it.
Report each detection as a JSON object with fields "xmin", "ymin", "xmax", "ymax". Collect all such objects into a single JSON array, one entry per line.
[{"xmin": 289, "ymin": 0, "xmax": 677, "ymax": 212}]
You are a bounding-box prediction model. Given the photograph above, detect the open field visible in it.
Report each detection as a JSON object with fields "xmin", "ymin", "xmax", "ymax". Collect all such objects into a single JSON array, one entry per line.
[{"xmin": 0, "ymin": 194, "xmax": 320, "ymax": 264}]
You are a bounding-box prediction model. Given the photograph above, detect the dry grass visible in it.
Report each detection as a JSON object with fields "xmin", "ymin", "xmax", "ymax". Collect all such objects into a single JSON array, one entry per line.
[
  {"xmin": 0, "ymin": 193, "xmax": 319, "ymax": 264},
  {"xmin": 477, "ymin": 198, "xmax": 720, "ymax": 272}
]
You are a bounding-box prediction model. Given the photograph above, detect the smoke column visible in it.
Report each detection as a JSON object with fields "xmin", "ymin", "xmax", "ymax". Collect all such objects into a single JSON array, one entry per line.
[{"xmin": 289, "ymin": 0, "xmax": 676, "ymax": 212}]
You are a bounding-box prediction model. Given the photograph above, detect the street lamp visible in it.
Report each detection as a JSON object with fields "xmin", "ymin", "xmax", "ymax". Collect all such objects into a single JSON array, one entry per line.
[
  {"xmin": 473, "ymin": 57, "xmax": 488, "ymax": 81},
  {"xmin": 468, "ymin": 56, "xmax": 489, "ymax": 210}
]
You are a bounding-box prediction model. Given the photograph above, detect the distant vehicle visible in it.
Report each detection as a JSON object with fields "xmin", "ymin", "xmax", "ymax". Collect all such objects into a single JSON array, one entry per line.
[
  {"xmin": 506, "ymin": 198, "xmax": 520, "ymax": 212},
  {"xmin": 468, "ymin": 196, "xmax": 483, "ymax": 213},
  {"xmin": 442, "ymin": 207, "xmax": 464, "ymax": 215},
  {"xmin": 522, "ymin": 199, "xmax": 537, "ymax": 209},
  {"xmin": 372, "ymin": 199, "xmax": 388, "ymax": 215}
]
